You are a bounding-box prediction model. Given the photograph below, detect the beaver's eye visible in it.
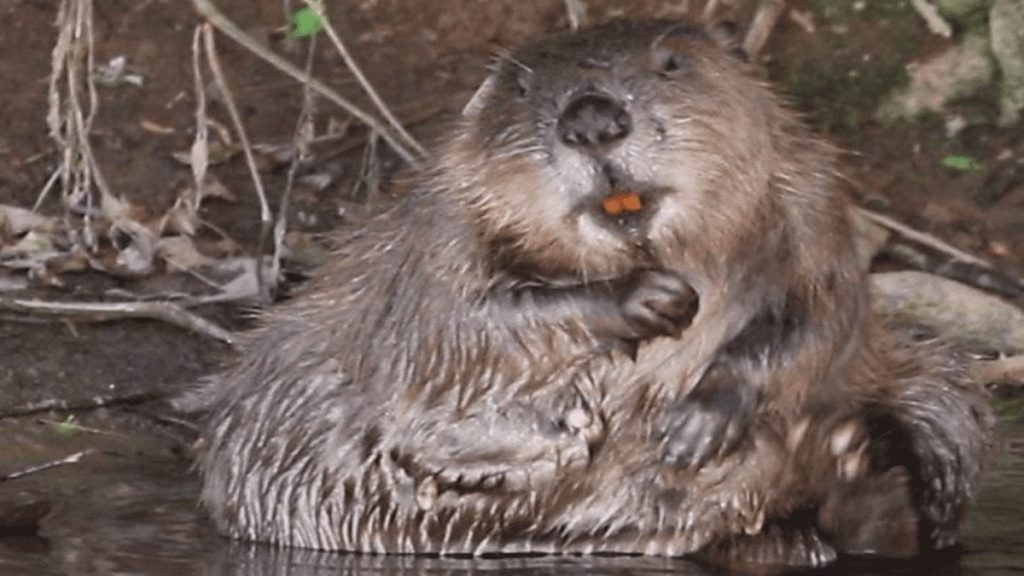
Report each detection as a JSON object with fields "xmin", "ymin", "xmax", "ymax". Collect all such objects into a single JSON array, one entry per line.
[
  {"xmin": 653, "ymin": 48, "xmax": 686, "ymax": 78},
  {"xmin": 515, "ymin": 73, "xmax": 531, "ymax": 98}
]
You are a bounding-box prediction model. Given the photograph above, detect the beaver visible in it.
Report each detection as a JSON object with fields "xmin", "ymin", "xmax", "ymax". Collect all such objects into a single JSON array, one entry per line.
[{"xmin": 184, "ymin": 19, "xmax": 994, "ymax": 567}]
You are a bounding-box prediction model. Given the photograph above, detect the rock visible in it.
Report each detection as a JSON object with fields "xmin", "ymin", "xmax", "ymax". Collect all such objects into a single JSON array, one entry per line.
[
  {"xmin": 877, "ymin": 31, "xmax": 994, "ymax": 122},
  {"xmin": 935, "ymin": 0, "xmax": 994, "ymax": 21},
  {"xmin": 990, "ymin": 0, "xmax": 1024, "ymax": 125},
  {"xmin": 871, "ymin": 271, "xmax": 1024, "ymax": 354}
]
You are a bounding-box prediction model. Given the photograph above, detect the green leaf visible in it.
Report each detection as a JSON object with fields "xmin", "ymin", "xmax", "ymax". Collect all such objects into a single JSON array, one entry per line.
[
  {"xmin": 942, "ymin": 155, "xmax": 984, "ymax": 172},
  {"xmin": 51, "ymin": 415, "xmax": 81, "ymax": 437},
  {"xmin": 291, "ymin": 6, "xmax": 324, "ymax": 39}
]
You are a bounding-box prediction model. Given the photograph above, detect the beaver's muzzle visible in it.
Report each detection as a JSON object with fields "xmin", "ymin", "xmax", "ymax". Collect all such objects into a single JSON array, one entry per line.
[{"xmin": 557, "ymin": 92, "xmax": 632, "ymax": 150}]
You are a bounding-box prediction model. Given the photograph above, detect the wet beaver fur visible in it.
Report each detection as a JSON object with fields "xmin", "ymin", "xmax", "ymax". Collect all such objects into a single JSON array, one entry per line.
[{"xmin": 185, "ymin": 19, "xmax": 994, "ymax": 567}]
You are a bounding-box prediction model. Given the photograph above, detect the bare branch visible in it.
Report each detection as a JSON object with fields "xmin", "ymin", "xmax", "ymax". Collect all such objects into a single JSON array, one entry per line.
[
  {"xmin": 910, "ymin": 0, "xmax": 953, "ymax": 38},
  {"xmin": 201, "ymin": 24, "xmax": 274, "ymax": 301},
  {"xmin": 303, "ymin": 0, "xmax": 426, "ymax": 158},
  {"xmin": 0, "ymin": 450, "xmax": 95, "ymax": 482},
  {"xmin": 0, "ymin": 297, "xmax": 236, "ymax": 345},
  {"xmin": 856, "ymin": 207, "xmax": 999, "ymax": 270},
  {"xmin": 189, "ymin": 0, "xmax": 422, "ymax": 165},
  {"xmin": 563, "ymin": 0, "xmax": 588, "ymax": 30},
  {"xmin": 273, "ymin": 34, "xmax": 319, "ymax": 285},
  {"xmin": 743, "ymin": 0, "xmax": 787, "ymax": 59}
]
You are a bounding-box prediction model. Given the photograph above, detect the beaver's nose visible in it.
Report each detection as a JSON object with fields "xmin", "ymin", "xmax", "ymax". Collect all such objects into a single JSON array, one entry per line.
[{"xmin": 557, "ymin": 93, "xmax": 632, "ymax": 149}]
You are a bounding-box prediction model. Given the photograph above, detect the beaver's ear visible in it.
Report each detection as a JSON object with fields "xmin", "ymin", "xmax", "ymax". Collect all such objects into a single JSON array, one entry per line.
[
  {"xmin": 705, "ymin": 20, "xmax": 747, "ymax": 61},
  {"xmin": 463, "ymin": 74, "xmax": 499, "ymax": 117}
]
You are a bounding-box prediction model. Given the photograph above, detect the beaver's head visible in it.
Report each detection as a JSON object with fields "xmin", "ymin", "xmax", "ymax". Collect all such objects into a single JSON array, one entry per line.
[{"xmin": 440, "ymin": 19, "xmax": 799, "ymax": 281}]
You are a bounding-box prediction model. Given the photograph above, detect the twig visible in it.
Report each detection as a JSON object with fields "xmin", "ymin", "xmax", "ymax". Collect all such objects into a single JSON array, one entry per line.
[
  {"xmin": 47, "ymin": 0, "xmax": 158, "ymax": 270},
  {"xmin": 273, "ymin": 35, "xmax": 319, "ymax": 284},
  {"xmin": 563, "ymin": 0, "xmax": 588, "ymax": 30},
  {"xmin": 37, "ymin": 417, "xmax": 134, "ymax": 439},
  {"xmin": 0, "ymin": 450, "xmax": 95, "ymax": 482},
  {"xmin": 859, "ymin": 207, "xmax": 1024, "ymax": 297},
  {"xmin": 32, "ymin": 167, "xmax": 62, "ymax": 212},
  {"xmin": 189, "ymin": 0, "xmax": 422, "ymax": 165},
  {"xmin": 303, "ymin": 0, "xmax": 426, "ymax": 159},
  {"xmin": 189, "ymin": 25, "xmax": 210, "ymax": 216},
  {"xmin": 0, "ymin": 393, "xmax": 160, "ymax": 419},
  {"xmin": 910, "ymin": 0, "xmax": 953, "ymax": 38},
  {"xmin": 348, "ymin": 129, "xmax": 383, "ymax": 205},
  {"xmin": 310, "ymin": 103, "xmax": 443, "ymax": 168},
  {"xmin": 743, "ymin": 0, "xmax": 787, "ymax": 59},
  {"xmin": 0, "ymin": 297, "xmax": 235, "ymax": 345},
  {"xmin": 856, "ymin": 207, "xmax": 997, "ymax": 270},
  {"xmin": 201, "ymin": 24, "xmax": 274, "ymax": 302},
  {"xmin": 702, "ymin": 0, "xmax": 738, "ymax": 23}
]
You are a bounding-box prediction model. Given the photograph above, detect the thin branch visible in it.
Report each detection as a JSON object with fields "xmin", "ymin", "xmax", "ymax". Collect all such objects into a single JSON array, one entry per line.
[
  {"xmin": 189, "ymin": 0, "xmax": 422, "ymax": 165},
  {"xmin": 910, "ymin": 0, "xmax": 953, "ymax": 38},
  {"xmin": 274, "ymin": 35, "xmax": 319, "ymax": 283},
  {"xmin": 0, "ymin": 393, "xmax": 160, "ymax": 419},
  {"xmin": 189, "ymin": 25, "xmax": 210, "ymax": 214},
  {"xmin": 32, "ymin": 167, "xmax": 62, "ymax": 213},
  {"xmin": 201, "ymin": 24, "xmax": 273, "ymax": 301},
  {"xmin": 303, "ymin": 0, "xmax": 426, "ymax": 158},
  {"xmin": 0, "ymin": 450, "xmax": 95, "ymax": 482},
  {"xmin": 743, "ymin": 0, "xmax": 787, "ymax": 59},
  {"xmin": 859, "ymin": 207, "xmax": 1024, "ymax": 298},
  {"xmin": 0, "ymin": 297, "xmax": 235, "ymax": 345},
  {"xmin": 562, "ymin": 0, "xmax": 588, "ymax": 30},
  {"xmin": 856, "ymin": 207, "xmax": 998, "ymax": 270}
]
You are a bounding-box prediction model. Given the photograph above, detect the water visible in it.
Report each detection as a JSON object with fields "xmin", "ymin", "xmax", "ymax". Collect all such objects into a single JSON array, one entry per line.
[{"xmin": 1, "ymin": 421, "xmax": 1021, "ymax": 576}]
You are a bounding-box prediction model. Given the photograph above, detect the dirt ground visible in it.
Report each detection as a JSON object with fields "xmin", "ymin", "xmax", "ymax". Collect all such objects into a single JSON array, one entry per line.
[{"xmin": 2, "ymin": 0, "xmax": 1023, "ymax": 410}]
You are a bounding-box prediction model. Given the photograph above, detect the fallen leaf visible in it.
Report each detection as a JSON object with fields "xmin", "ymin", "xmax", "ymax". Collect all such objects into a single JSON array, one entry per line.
[
  {"xmin": 200, "ymin": 174, "xmax": 238, "ymax": 202},
  {"xmin": 0, "ymin": 230, "xmax": 58, "ymax": 261},
  {"xmin": 0, "ymin": 204, "xmax": 56, "ymax": 238},
  {"xmin": 0, "ymin": 271, "xmax": 28, "ymax": 293},
  {"xmin": 195, "ymin": 236, "xmax": 243, "ymax": 259},
  {"xmin": 157, "ymin": 235, "xmax": 214, "ymax": 271},
  {"xmin": 140, "ymin": 119, "xmax": 175, "ymax": 135},
  {"xmin": 94, "ymin": 55, "xmax": 145, "ymax": 88},
  {"xmin": 172, "ymin": 141, "xmax": 239, "ymax": 166}
]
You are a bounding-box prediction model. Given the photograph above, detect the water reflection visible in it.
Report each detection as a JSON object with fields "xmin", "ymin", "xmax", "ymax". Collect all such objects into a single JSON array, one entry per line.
[
  {"xmin": 210, "ymin": 546, "xmax": 716, "ymax": 576},
  {"xmin": 1, "ymin": 425, "xmax": 1020, "ymax": 576}
]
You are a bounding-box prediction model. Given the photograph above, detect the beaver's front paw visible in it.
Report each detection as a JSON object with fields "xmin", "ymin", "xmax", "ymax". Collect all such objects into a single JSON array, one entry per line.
[
  {"xmin": 618, "ymin": 269, "xmax": 698, "ymax": 340},
  {"xmin": 664, "ymin": 364, "xmax": 756, "ymax": 469}
]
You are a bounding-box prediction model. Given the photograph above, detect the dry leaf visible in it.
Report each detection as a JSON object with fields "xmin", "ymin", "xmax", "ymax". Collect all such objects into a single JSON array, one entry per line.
[
  {"xmin": 199, "ymin": 174, "xmax": 238, "ymax": 203},
  {"xmin": 298, "ymin": 172, "xmax": 335, "ymax": 191},
  {"xmin": 172, "ymin": 141, "xmax": 239, "ymax": 166},
  {"xmin": 195, "ymin": 236, "xmax": 242, "ymax": 259},
  {"xmin": 284, "ymin": 231, "xmax": 329, "ymax": 268},
  {"xmin": 140, "ymin": 119, "xmax": 175, "ymax": 135},
  {"xmin": 194, "ymin": 256, "xmax": 275, "ymax": 304},
  {"xmin": 48, "ymin": 250, "xmax": 91, "ymax": 275},
  {"xmin": 252, "ymin": 142, "xmax": 298, "ymax": 168},
  {"xmin": 157, "ymin": 196, "xmax": 200, "ymax": 237},
  {"xmin": 0, "ymin": 204, "xmax": 56, "ymax": 238},
  {"xmin": 157, "ymin": 235, "xmax": 214, "ymax": 271},
  {"xmin": 0, "ymin": 230, "xmax": 58, "ymax": 262},
  {"xmin": 0, "ymin": 270, "xmax": 28, "ymax": 293}
]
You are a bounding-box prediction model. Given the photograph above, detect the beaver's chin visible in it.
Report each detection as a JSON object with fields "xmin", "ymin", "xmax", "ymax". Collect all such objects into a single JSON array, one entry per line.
[{"xmin": 569, "ymin": 160, "xmax": 671, "ymax": 250}]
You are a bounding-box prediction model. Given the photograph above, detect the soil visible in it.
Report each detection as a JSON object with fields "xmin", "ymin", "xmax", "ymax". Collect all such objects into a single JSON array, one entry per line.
[{"xmin": 0, "ymin": 1, "xmax": 1022, "ymax": 574}]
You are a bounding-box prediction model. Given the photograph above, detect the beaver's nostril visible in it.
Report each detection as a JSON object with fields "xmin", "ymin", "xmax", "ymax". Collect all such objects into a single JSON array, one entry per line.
[{"xmin": 556, "ymin": 93, "xmax": 632, "ymax": 149}]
